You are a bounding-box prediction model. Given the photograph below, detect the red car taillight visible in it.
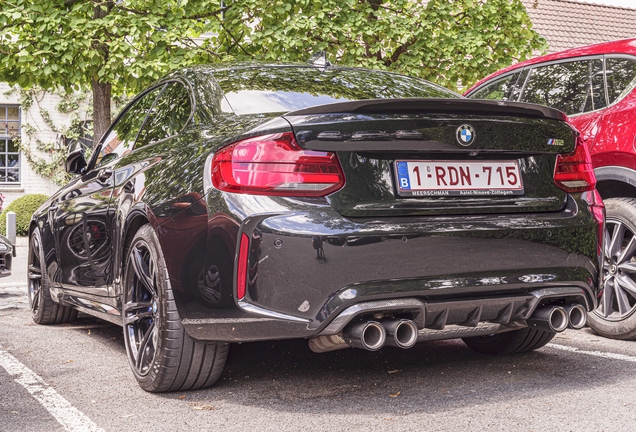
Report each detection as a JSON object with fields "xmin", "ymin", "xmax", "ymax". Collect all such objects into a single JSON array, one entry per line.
[
  {"xmin": 211, "ymin": 132, "xmax": 345, "ymax": 196},
  {"xmin": 554, "ymin": 142, "xmax": 596, "ymax": 193}
]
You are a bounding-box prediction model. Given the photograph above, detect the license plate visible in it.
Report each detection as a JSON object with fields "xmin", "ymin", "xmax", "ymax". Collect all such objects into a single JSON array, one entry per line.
[{"xmin": 395, "ymin": 160, "xmax": 524, "ymax": 197}]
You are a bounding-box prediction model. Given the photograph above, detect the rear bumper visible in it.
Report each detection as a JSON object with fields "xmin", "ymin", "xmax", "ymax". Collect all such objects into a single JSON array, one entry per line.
[
  {"xmin": 183, "ymin": 194, "xmax": 601, "ymax": 342},
  {"xmin": 0, "ymin": 248, "xmax": 12, "ymax": 277}
]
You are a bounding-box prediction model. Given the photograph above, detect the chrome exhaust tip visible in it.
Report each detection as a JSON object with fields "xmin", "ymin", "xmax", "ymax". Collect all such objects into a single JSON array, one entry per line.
[
  {"xmin": 382, "ymin": 319, "xmax": 418, "ymax": 349},
  {"xmin": 565, "ymin": 304, "xmax": 587, "ymax": 329},
  {"xmin": 526, "ymin": 306, "xmax": 568, "ymax": 333},
  {"xmin": 343, "ymin": 321, "xmax": 386, "ymax": 351}
]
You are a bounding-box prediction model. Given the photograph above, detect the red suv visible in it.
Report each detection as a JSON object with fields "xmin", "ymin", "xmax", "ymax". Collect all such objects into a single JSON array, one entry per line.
[{"xmin": 466, "ymin": 38, "xmax": 636, "ymax": 340}]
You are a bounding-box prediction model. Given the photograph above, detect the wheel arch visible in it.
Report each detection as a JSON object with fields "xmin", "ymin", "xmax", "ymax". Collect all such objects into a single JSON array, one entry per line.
[
  {"xmin": 595, "ymin": 166, "xmax": 636, "ymax": 200},
  {"xmin": 28, "ymin": 220, "xmax": 37, "ymax": 238},
  {"xmin": 119, "ymin": 209, "xmax": 150, "ymax": 282}
]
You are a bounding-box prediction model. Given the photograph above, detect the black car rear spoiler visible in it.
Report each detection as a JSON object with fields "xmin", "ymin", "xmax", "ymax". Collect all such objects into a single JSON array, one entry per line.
[{"xmin": 285, "ymin": 98, "xmax": 568, "ymax": 121}]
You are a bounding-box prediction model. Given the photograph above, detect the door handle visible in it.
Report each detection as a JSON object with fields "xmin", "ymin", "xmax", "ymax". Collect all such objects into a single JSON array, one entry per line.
[{"xmin": 97, "ymin": 169, "xmax": 113, "ymax": 183}]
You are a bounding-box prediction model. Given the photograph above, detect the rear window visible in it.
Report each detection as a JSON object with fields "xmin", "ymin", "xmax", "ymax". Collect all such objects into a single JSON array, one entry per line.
[
  {"xmin": 519, "ymin": 59, "xmax": 606, "ymax": 115},
  {"xmin": 213, "ymin": 66, "xmax": 459, "ymax": 115},
  {"xmin": 469, "ymin": 72, "xmax": 520, "ymax": 100}
]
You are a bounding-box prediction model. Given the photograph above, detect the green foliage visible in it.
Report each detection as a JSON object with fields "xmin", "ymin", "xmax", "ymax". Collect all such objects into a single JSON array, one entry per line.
[
  {"xmin": 0, "ymin": 0, "xmax": 546, "ymax": 96},
  {"xmin": 0, "ymin": 194, "xmax": 49, "ymax": 236},
  {"xmin": 213, "ymin": 0, "xmax": 547, "ymax": 91},
  {"xmin": 0, "ymin": 1, "xmax": 223, "ymax": 96}
]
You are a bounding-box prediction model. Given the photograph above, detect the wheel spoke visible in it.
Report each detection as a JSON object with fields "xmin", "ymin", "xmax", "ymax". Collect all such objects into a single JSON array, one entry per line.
[
  {"xmin": 615, "ymin": 285, "xmax": 632, "ymax": 317},
  {"xmin": 124, "ymin": 310, "xmax": 153, "ymax": 325},
  {"xmin": 30, "ymin": 285, "xmax": 40, "ymax": 312},
  {"xmin": 601, "ymin": 277, "xmax": 615, "ymax": 317},
  {"xmin": 616, "ymin": 274, "xmax": 636, "ymax": 297},
  {"xmin": 609, "ymin": 222, "xmax": 626, "ymax": 259},
  {"xmin": 618, "ymin": 236, "xmax": 636, "ymax": 264},
  {"xmin": 604, "ymin": 227, "xmax": 612, "ymax": 257},
  {"xmin": 30, "ymin": 236, "xmax": 39, "ymax": 256},
  {"xmin": 123, "ymin": 301, "xmax": 153, "ymax": 313},
  {"xmin": 131, "ymin": 246, "xmax": 156, "ymax": 296},
  {"xmin": 135, "ymin": 321, "xmax": 155, "ymax": 371},
  {"xmin": 618, "ymin": 262, "xmax": 636, "ymax": 273}
]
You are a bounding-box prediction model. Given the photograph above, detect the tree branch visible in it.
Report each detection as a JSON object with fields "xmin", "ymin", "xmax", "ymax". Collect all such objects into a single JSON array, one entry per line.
[
  {"xmin": 219, "ymin": 21, "xmax": 252, "ymax": 57},
  {"xmin": 181, "ymin": 36, "xmax": 223, "ymax": 60},
  {"xmin": 385, "ymin": 39, "xmax": 415, "ymax": 67}
]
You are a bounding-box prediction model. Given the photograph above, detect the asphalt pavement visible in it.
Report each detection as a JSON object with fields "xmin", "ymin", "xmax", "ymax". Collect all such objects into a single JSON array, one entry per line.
[{"xmin": 2, "ymin": 239, "xmax": 636, "ymax": 431}]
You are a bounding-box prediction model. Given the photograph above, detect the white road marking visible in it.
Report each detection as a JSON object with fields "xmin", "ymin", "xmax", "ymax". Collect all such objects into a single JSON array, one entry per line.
[
  {"xmin": 547, "ymin": 343, "xmax": 636, "ymax": 363},
  {"xmin": 0, "ymin": 346, "xmax": 104, "ymax": 432}
]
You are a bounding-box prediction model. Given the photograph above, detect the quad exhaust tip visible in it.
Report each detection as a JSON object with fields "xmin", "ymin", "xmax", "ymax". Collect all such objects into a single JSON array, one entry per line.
[
  {"xmin": 565, "ymin": 304, "xmax": 587, "ymax": 329},
  {"xmin": 527, "ymin": 306, "xmax": 568, "ymax": 333},
  {"xmin": 343, "ymin": 321, "xmax": 386, "ymax": 351},
  {"xmin": 383, "ymin": 319, "xmax": 418, "ymax": 349}
]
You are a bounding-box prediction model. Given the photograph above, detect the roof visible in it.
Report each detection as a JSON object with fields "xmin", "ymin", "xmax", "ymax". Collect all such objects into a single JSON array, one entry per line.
[{"xmin": 523, "ymin": 0, "xmax": 636, "ymax": 53}]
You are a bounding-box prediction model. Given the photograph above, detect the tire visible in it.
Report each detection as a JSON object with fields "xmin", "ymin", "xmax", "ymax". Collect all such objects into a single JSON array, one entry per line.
[
  {"xmin": 462, "ymin": 328, "xmax": 556, "ymax": 355},
  {"xmin": 587, "ymin": 198, "xmax": 636, "ymax": 340},
  {"xmin": 28, "ymin": 228, "xmax": 78, "ymax": 325},
  {"xmin": 122, "ymin": 224, "xmax": 229, "ymax": 392}
]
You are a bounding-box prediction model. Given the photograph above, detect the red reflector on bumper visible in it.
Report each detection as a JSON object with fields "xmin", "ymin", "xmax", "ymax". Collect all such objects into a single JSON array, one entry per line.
[{"xmin": 237, "ymin": 233, "xmax": 250, "ymax": 300}]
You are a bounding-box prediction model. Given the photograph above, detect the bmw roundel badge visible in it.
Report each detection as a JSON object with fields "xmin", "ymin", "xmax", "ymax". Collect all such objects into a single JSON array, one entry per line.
[{"xmin": 456, "ymin": 124, "xmax": 476, "ymax": 146}]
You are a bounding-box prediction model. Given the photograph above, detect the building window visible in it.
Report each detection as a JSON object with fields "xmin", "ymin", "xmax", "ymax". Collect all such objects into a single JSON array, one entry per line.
[{"xmin": 0, "ymin": 105, "xmax": 20, "ymax": 183}]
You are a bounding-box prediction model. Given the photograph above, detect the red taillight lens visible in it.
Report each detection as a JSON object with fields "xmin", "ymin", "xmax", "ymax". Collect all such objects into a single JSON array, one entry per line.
[
  {"xmin": 237, "ymin": 233, "xmax": 250, "ymax": 300},
  {"xmin": 211, "ymin": 132, "xmax": 345, "ymax": 196},
  {"xmin": 554, "ymin": 142, "xmax": 596, "ymax": 193}
]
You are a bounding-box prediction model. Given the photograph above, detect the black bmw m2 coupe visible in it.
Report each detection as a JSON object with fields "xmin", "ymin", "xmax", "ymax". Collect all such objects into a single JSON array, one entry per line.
[{"xmin": 28, "ymin": 63, "xmax": 603, "ymax": 392}]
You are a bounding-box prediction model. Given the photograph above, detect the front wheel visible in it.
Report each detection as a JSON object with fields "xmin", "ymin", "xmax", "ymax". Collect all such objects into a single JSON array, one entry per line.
[
  {"xmin": 462, "ymin": 328, "xmax": 556, "ymax": 355},
  {"xmin": 587, "ymin": 198, "xmax": 636, "ymax": 340},
  {"xmin": 122, "ymin": 224, "xmax": 229, "ymax": 392},
  {"xmin": 28, "ymin": 228, "xmax": 77, "ymax": 324}
]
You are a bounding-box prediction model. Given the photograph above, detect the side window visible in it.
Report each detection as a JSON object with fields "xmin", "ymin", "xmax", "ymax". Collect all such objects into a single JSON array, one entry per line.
[
  {"xmin": 135, "ymin": 82, "xmax": 192, "ymax": 148},
  {"xmin": 469, "ymin": 72, "xmax": 520, "ymax": 101},
  {"xmin": 520, "ymin": 59, "xmax": 606, "ymax": 116},
  {"xmin": 606, "ymin": 57, "xmax": 636, "ymax": 104},
  {"xmin": 93, "ymin": 86, "xmax": 163, "ymax": 168}
]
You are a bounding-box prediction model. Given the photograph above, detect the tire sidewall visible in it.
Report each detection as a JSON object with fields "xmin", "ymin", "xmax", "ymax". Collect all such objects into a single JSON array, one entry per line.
[{"xmin": 28, "ymin": 229, "xmax": 48, "ymax": 323}]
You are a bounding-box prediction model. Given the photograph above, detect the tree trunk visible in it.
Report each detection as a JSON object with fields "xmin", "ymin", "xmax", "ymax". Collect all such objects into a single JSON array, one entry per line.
[
  {"xmin": 91, "ymin": 1, "xmax": 114, "ymax": 146},
  {"xmin": 92, "ymin": 79, "xmax": 111, "ymax": 145}
]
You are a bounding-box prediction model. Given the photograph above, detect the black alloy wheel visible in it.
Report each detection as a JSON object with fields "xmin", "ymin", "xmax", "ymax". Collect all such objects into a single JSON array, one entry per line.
[
  {"xmin": 122, "ymin": 224, "xmax": 229, "ymax": 392},
  {"xmin": 28, "ymin": 233, "xmax": 44, "ymax": 318},
  {"xmin": 28, "ymin": 229, "xmax": 77, "ymax": 325},
  {"xmin": 588, "ymin": 198, "xmax": 636, "ymax": 339},
  {"xmin": 123, "ymin": 240, "xmax": 159, "ymax": 376}
]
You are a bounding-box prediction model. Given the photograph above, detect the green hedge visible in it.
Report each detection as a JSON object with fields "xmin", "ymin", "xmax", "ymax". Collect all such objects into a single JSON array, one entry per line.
[{"xmin": 0, "ymin": 194, "xmax": 49, "ymax": 237}]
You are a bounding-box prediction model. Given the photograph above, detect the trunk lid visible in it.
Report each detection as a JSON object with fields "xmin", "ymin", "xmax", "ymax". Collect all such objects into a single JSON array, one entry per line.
[{"xmin": 283, "ymin": 99, "xmax": 576, "ymax": 217}]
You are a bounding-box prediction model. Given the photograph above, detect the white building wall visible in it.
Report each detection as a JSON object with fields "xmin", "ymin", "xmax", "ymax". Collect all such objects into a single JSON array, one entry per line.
[{"xmin": 0, "ymin": 83, "xmax": 71, "ymax": 208}]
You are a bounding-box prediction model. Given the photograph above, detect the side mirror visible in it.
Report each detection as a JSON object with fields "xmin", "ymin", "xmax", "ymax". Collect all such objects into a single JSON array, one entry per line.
[{"xmin": 65, "ymin": 142, "xmax": 87, "ymax": 175}]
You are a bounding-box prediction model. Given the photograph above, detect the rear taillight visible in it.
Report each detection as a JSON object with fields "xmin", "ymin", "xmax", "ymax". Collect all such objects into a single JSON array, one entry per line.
[
  {"xmin": 211, "ymin": 132, "xmax": 345, "ymax": 196},
  {"xmin": 554, "ymin": 142, "xmax": 596, "ymax": 193}
]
